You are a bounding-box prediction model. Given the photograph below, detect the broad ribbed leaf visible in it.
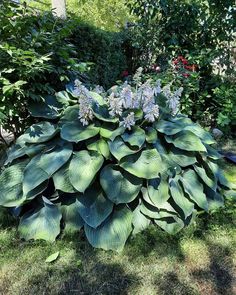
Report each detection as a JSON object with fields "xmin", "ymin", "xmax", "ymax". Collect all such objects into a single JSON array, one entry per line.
[
  {"xmin": 155, "ymin": 216, "xmax": 184, "ymax": 235},
  {"xmin": 77, "ymin": 186, "xmax": 113, "ymax": 228},
  {"xmin": 193, "ymin": 163, "xmax": 217, "ymax": 190},
  {"xmin": 100, "ymin": 124, "xmax": 125, "ymax": 141},
  {"xmin": 28, "ymin": 95, "xmax": 63, "ymax": 119},
  {"xmin": 19, "ymin": 198, "xmax": 62, "ymax": 242},
  {"xmin": 0, "ymin": 160, "xmax": 28, "ymax": 207},
  {"xmin": 120, "ymin": 149, "xmax": 166, "ymax": 179},
  {"xmin": 155, "ymin": 120, "xmax": 185, "ymax": 135},
  {"xmin": 53, "ymin": 162, "xmax": 77, "ymax": 193},
  {"xmin": 61, "ymin": 197, "xmax": 84, "ymax": 232},
  {"xmin": 121, "ymin": 127, "xmax": 145, "ymax": 148},
  {"xmin": 17, "ymin": 122, "xmax": 57, "ymax": 144},
  {"xmin": 170, "ymin": 179, "xmax": 194, "ymax": 218},
  {"xmin": 180, "ymin": 170, "xmax": 208, "ymax": 211},
  {"xmin": 61, "ymin": 121, "xmax": 99, "ymax": 143},
  {"xmin": 147, "ymin": 177, "xmax": 170, "ymax": 206},
  {"xmin": 100, "ymin": 165, "xmax": 142, "ymax": 204},
  {"xmin": 69, "ymin": 151, "xmax": 104, "ymax": 193},
  {"xmin": 168, "ymin": 147, "xmax": 197, "ymax": 167},
  {"xmin": 146, "ymin": 127, "xmax": 157, "ymax": 143},
  {"xmin": 85, "ymin": 206, "xmax": 133, "ymax": 251},
  {"xmin": 23, "ymin": 142, "xmax": 72, "ymax": 196},
  {"xmin": 59, "ymin": 105, "xmax": 80, "ymax": 126},
  {"xmin": 109, "ymin": 137, "xmax": 138, "ymax": 161},
  {"xmin": 165, "ymin": 131, "xmax": 206, "ymax": 152},
  {"xmin": 87, "ymin": 139, "xmax": 110, "ymax": 159},
  {"xmin": 92, "ymin": 103, "xmax": 118, "ymax": 123},
  {"xmin": 132, "ymin": 204, "xmax": 150, "ymax": 235}
]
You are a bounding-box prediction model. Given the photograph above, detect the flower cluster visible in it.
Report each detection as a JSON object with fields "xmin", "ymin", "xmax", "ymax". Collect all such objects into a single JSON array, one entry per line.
[
  {"xmin": 73, "ymin": 74, "xmax": 184, "ymax": 128},
  {"xmin": 73, "ymin": 79, "xmax": 94, "ymax": 126}
]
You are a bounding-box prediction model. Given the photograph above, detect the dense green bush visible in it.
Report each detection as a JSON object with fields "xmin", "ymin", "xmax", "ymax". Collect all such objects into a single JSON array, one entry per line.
[
  {"xmin": 70, "ymin": 23, "xmax": 128, "ymax": 88},
  {"xmin": 0, "ymin": 1, "xmax": 85, "ymax": 136},
  {"xmin": 0, "ymin": 1, "xmax": 128, "ymax": 136},
  {"xmin": 0, "ymin": 73, "xmax": 235, "ymax": 251}
]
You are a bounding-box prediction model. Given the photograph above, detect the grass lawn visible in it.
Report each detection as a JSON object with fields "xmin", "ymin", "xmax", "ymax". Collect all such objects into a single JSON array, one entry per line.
[{"xmin": 0, "ymin": 140, "xmax": 236, "ymax": 295}]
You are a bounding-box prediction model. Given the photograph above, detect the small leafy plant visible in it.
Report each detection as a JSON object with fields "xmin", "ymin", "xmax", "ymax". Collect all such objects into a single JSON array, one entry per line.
[{"xmin": 0, "ymin": 70, "xmax": 235, "ymax": 251}]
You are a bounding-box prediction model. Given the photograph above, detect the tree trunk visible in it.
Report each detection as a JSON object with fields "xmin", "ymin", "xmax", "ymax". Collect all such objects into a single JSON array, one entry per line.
[{"xmin": 51, "ymin": 0, "xmax": 66, "ymax": 19}]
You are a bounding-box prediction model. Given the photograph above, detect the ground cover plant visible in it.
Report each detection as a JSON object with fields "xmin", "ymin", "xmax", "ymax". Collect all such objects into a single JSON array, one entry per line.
[{"xmin": 0, "ymin": 69, "xmax": 235, "ymax": 251}]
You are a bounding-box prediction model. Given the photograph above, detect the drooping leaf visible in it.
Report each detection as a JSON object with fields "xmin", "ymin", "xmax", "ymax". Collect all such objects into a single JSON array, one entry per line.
[
  {"xmin": 61, "ymin": 121, "xmax": 100, "ymax": 143},
  {"xmin": 61, "ymin": 197, "xmax": 84, "ymax": 232},
  {"xmin": 193, "ymin": 163, "xmax": 217, "ymax": 190},
  {"xmin": 121, "ymin": 126, "xmax": 145, "ymax": 148},
  {"xmin": 120, "ymin": 149, "xmax": 166, "ymax": 179},
  {"xmin": 59, "ymin": 105, "xmax": 80, "ymax": 126},
  {"xmin": 169, "ymin": 179, "xmax": 194, "ymax": 218},
  {"xmin": 19, "ymin": 197, "xmax": 62, "ymax": 242},
  {"xmin": 85, "ymin": 206, "xmax": 133, "ymax": 251},
  {"xmin": 87, "ymin": 138, "xmax": 110, "ymax": 159},
  {"xmin": 0, "ymin": 160, "xmax": 28, "ymax": 207},
  {"xmin": 69, "ymin": 150, "xmax": 104, "ymax": 193},
  {"xmin": 77, "ymin": 185, "xmax": 113, "ymax": 228},
  {"xmin": 132, "ymin": 204, "xmax": 150, "ymax": 235},
  {"xmin": 92, "ymin": 103, "xmax": 118, "ymax": 123},
  {"xmin": 180, "ymin": 169, "xmax": 208, "ymax": 211},
  {"xmin": 147, "ymin": 177, "xmax": 170, "ymax": 207},
  {"xmin": 146, "ymin": 127, "xmax": 157, "ymax": 143},
  {"xmin": 100, "ymin": 124, "xmax": 125, "ymax": 141},
  {"xmin": 165, "ymin": 131, "xmax": 207, "ymax": 152},
  {"xmin": 23, "ymin": 142, "xmax": 73, "ymax": 196},
  {"xmin": 168, "ymin": 147, "xmax": 197, "ymax": 167},
  {"xmin": 28, "ymin": 95, "xmax": 63, "ymax": 119},
  {"xmin": 100, "ymin": 165, "xmax": 142, "ymax": 204},
  {"xmin": 45, "ymin": 251, "xmax": 60, "ymax": 263},
  {"xmin": 154, "ymin": 216, "xmax": 184, "ymax": 235},
  {"xmin": 17, "ymin": 122, "xmax": 58, "ymax": 145},
  {"xmin": 205, "ymin": 187, "xmax": 224, "ymax": 210},
  {"xmin": 53, "ymin": 162, "xmax": 77, "ymax": 193},
  {"xmin": 109, "ymin": 137, "xmax": 138, "ymax": 161}
]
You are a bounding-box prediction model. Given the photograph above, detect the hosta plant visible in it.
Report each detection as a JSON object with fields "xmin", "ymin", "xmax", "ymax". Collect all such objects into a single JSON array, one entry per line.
[{"xmin": 0, "ymin": 72, "xmax": 235, "ymax": 251}]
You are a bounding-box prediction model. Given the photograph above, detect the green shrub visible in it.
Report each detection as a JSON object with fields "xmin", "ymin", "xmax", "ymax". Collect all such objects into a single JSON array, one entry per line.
[
  {"xmin": 69, "ymin": 23, "xmax": 128, "ymax": 88},
  {"xmin": 0, "ymin": 1, "xmax": 85, "ymax": 136},
  {"xmin": 0, "ymin": 72, "xmax": 235, "ymax": 251}
]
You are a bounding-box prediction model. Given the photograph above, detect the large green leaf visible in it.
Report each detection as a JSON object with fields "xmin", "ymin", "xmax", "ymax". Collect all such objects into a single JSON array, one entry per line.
[
  {"xmin": 85, "ymin": 206, "xmax": 133, "ymax": 251},
  {"xmin": 69, "ymin": 150, "xmax": 104, "ymax": 193},
  {"xmin": 0, "ymin": 160, "xmax": 28, "ymax": 207},
  {"xmin": 180, "ymin": 169, "xmax": 208, "ymax": 211},
  {"xmin": 120, "ymin": 149, "xmax": 166, "ymax": 179},
  {"xmin": 19, "ymin": 197, "xmax": 62, "ymax": 242},
  {"xmin": 132, "ymin": 204, "xmax": 150, "ymax": 235},
  {"xmin": 100, "ymin": 124, "xmax": 125, "ymax": 141},
  {"xmin": 147, "ymin": 177, "xmax": 170, "ymax": 207},
  {"xmin": 92, "ymin": 103, "xmax": 118, "ymax": 123},
  {"xmin": 121, "ymin": 126, "xmax": 145, "ymax": 148},
  {"xmin": 155, "ymin": 120, "xmax": 186, "ymax": 135},
  {"xmin": 165, "ymin": 131, "xmax": 207, "ymax": 152},
  {"xmin": 100, "ymin": 165, "xmax": 142, "ymax": 204},
  {"xmin": 23, "ymin": 142, "xmax": 72, "ymax": 196},
  {"xmin": 77, "ymin": 186, "xmax": 113, "ymax": 228},
  {"xmin": 28, "ymin": 95, "xmax": 63, "ymax": 119},
  {"xmin": 169, "ymin": 179, "xmax": 194, "ymax": 218},
  {"xmin": 59, "ymin": 105, "xmax": 80, "ymax": 126},
  {"xmin": 53, "ymin": 162, "xmax": 77, "ymax": 193},
  {"xmin": 17, "ymin": 122, "xmax": 58, "ymax": 145},
  {"xmin": 168, "ymin": 147, "xmax": 197, "ymax": 167},
  {"xmin": 61, "ymin": 121, "xmax": 99, "ymax": 143},
  {"xmin": 60, "ymin": 197, "xmax": 84, "ymax": 233},
  {"xmin": 154, "ymin": 216, "xmax": 184, "ymax": 235},
  {"xmin": 87, "ymin": 138, "xmax": 110, "ymax": 159},
  {"xmin": 205, "ymin": 187, "xmax": 224, "ymax": 210},
  {"xmin": 109, "ymin": 137, "xmax": 138, "ymax": 161},
  {"xmin": 193, "ymin": 163, "xmax": 217, "ymax": 190},
  {"xmin": 183, "ymin": 125, "xmax": 215, "ymax": 144},
  {"xmin": 146, "ymin": 127, "xmax": 157, "ymax": 143}
]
